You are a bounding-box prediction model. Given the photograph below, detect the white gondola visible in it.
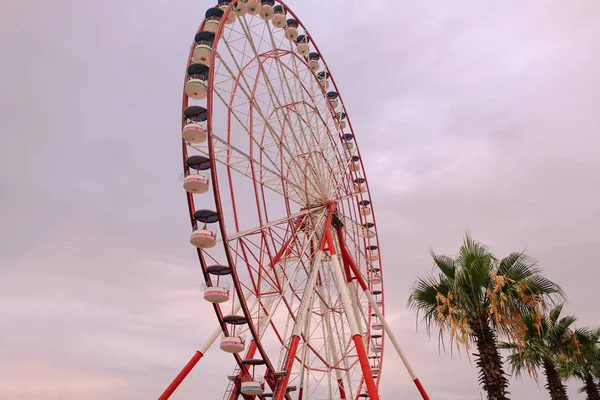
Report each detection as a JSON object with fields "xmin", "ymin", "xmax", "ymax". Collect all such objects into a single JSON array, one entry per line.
[
  {"xmin": 310, "ymin": 59, "xmax": 319, "ymax": 70},
  {"xmin": 233, "ymin": 1, "xmax": 248, "ymax": 16},
  {"xmin": 369, "ymin": 252, "xmax": 379, "ymax": 262},
  {"xmin": 376, "ymin": 301, "xmax": 383, "ymax": 307},
  {"xmin": 360, "ymin": 206, "xmax": 371, "ymax": 216},
  {"xmin": 203, "ymin": 285, "xmax": 230, "ymax": 303},
  {"xmin": 240, "ymin": 377, "xmax": 264, "ymax": 396},
  {"xmin": 190, "ymin": 228, "xmax": 217, "ymax": 248},
  {"xmin": 326, "ymin": 92, "xmax": 339, "ymax": 110},
  {"xmin": 319, "ymin": 79, "xmax": 330, "ymax": 90},
  {"xmin": 296, "ymin": 42, "xmax": 309, "ymax": 56},
  {"xmin": 372, "ymin": 322, "xmax": 383, "ymax": 331},
  {"xmin": 220, "ymin": 335, "xmax": 245, "ymax": 353},
  {"xmin": 260, "ymin": 4, "xmax": 274, "ymax": 20},
  {"xmin": 357, "ymin": 225, "xmax": 375, "ymax": 238},
  {"xmin": 204, "ymin": 17, "xmax": 221, "ymax": 34},
  {"xmin": 336, "ymin": 119, "xmax": 347, "ymax": 129},
  {"xmin": 182, "ymin": 122, "xmax": 207, "ymax": 143},
  {"xmin": 247, "ymin": 0, "xmax": 260, "ymax": 15},
  {"xmin": 285, "ymin": 26, "xmax": 298, "ymax": 41},
  {"xmin": 183, "ymin": 172, "xmax": 210, "ymax": 194},
  {"xmin": 371, "ymin": 366, "xmax": 381, "ymax": 376},
  {"xmin": 373, "ymin": 344, "xmax": 382, "ymax": 353},
  {"xmin": 185, "ymin": 79, "xmax": 208, "ymax": 100},
  {"xmin": 272, "ymin": 8, "xmax": 286, "ymax": 27},
  {"xmin": 371, "ymin": 276, "xmax": 382, "ymax": 284},
  {"xmin": 219, "ymin": 3, "xmax": 236, "ymax": 24},
  {"xmin": 192, "ymin": 44, "xmax": 211, "ymax": 66}
]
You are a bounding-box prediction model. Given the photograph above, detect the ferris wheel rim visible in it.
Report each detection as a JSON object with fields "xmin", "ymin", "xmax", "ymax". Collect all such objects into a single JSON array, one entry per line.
[{"xmin": 181, "ymin": 1, "xmax": 386, "ymax": 397}]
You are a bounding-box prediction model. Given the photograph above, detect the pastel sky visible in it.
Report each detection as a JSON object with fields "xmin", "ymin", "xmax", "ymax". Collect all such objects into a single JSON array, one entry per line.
[{"xmin": 1, "ymin": 0, "xmax": 599, "ymax": 399}]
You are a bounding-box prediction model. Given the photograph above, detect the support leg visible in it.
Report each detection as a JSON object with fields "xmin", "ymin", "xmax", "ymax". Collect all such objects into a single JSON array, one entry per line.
[
  {"xmin": 335, "ymin": 226, "xmax": 431, "ymax": 400},
  {"xmin": 329, "ymin": 248, "xmax": 380, "ymax": 400},
  {"xmin": 272, "ymin": 249, "xmax": 324, "ymax": 400},
  {"xmin": 158, "ymin": 290, "xmax": 250, "ymax": 400},
  {"xmin": 158, "ymin": 326, "xmax": 221, "ymax": 400}
]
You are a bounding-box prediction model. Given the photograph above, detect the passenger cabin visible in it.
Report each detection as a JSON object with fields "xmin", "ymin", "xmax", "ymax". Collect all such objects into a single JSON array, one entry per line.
[
  {"xmin": 185, "ymin": 63, "xmax": 210, "ymax": 100},
  {"xmin": 359, "ymin": 199, "xmax": 371, "ymax": 216},
  {"xmin": 327, "ymin": 91, "xmax": 339, "ymax": 109},
  {"xmin": 285, "ymin": 19, "xmax": 299, "ymax": 40},
  {"xmin": 317, "ymin": 71, "xmax": 330, "ymax": 89},
  {"xmin": 368, "ymin": 245, "xmax": 379, "ymax": 262},
  {"xmin": 193, "ymin": 31, "xmax": 215, "ymax": 66},
  {"xmin": 182, "ymin": 106, "xmax": 208, "ymax": 143},
  {"xmin": 233, "ymin": 0, "xmax": 248, "ymax": 16},
  {"xmin": 190, "ymin": 210, "xmax": 220, "ymax": 249},
  {"xmin": 220, "ymin": 335, "xmax": 245, "ymax": 353},
  {"xmin": 343, "ymin": 133, "xmax": 354, "ymax": 150},
  {"xmin": 240, "ymin": 376, "xmax": 264, "ymax": 396},
  {"xmin": 218, "ymin": 1, "xmax": 236, "ymax": 24},
  {"xmin": 272, "ymin": 5, "xmax": 286, "ymax": 27},
  {"xmin": 203, "ymin": 285, "xmax": 229, "ymax": 303},
  {"xmin": 350, "ymin": 155, "xmax": 360, "ymax": 172},
  {"xmin": 203, "ymin": 7, "xmax": 224, "ymax": 34},
  {"xmin": 260, "ymin": 0, "xmax": 275, "ymax": 20},
  {"xmin": 308, "ymin": 52, "xmax": 320, "ymax": 71},
  {"xmin": 184, "ymin": 155, "xmax": 211, "ymax": 194},
  {"xmin": 296, "ymin": 35, "xmax": 310, "ymax": 56},
  {"xmin": 247, "ymin": 0, "xmax": 260, "ymax": 15},
  {"xmin": 336, "ymin": 111, "xmax": 347, "ymax": 129},
  {"xmin": 354, "ymin": 177, "xmax": 366, "ymax": 193}
]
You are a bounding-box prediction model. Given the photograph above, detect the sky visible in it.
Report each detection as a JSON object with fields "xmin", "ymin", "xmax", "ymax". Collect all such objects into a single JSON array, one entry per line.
[{"xmin": 1, "ymin": 0, "xmax": 600, "ymax": 399}]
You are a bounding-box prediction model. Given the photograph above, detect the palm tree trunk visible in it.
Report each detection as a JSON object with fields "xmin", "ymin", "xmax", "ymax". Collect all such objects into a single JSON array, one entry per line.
[
  {"xmin": 584, "ymin": 373, "xmax": 600, "ymax": 400},
  {"xmin": 542, "ymin": 359, "xmax": 568, "ymax": 400},
  {"xmin": 471, "ymin": 319, "xmax": 509, "ymax": 400}
]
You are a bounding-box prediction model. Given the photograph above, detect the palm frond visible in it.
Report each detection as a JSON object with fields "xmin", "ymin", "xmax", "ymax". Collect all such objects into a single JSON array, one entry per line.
[{"xmin": 430, "ymin": 251, "xmax": 456, "ymax": 279}]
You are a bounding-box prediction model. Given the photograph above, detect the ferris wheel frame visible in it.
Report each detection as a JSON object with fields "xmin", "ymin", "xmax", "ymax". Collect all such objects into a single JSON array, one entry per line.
[{"xmin": 159, "ymin": 2, "xmax": 431, "ymax": 400}]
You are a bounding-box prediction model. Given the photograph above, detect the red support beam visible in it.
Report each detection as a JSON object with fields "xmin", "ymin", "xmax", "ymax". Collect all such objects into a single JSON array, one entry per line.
[
  {"xmin": 337, "ymin": 378, "xmax": 346, "ymax": 399},
  {"xmin": 158, "ymin": 351, "xmax": 204, "ymax": 400},
  {"xmin": 272, "ymin": 335, "xmax": 301, "ymax": 400},
  {"xmin": 335, "ymin": 225, "xmax": 431, "ymax": 400},
  {"xmin": 274, "ymin": 204, "xmax": 336, "ymax": 400},
  {"xmin": 352, "ymin": 335, "xmax": 379, "ymax": 399},
  {"xmin": 229, "ymin": 342, "xmax": 258, "ymax": 400}
]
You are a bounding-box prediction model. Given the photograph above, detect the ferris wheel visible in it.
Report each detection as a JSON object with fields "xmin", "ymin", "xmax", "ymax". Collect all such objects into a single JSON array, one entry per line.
[{"xmin": 159, "ymin": 1, "xmax": 430, "ymax": 400}]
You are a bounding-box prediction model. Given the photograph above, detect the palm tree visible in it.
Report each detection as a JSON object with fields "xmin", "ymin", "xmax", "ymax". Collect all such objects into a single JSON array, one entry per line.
[
  {"xmin": 408, "ymin": 234, "xmax": 564, "ymax": 400},
  {"xmin": 500, "ymin": 304, "xmax": 579, "ymax": 400},
  {"xmin": 558, "ymin": 329, "xmax": 600, "ymax": 400}
]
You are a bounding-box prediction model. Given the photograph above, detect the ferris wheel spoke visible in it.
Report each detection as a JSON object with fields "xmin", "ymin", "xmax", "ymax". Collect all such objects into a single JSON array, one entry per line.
[
  {"xmin": 216, "ymin": 19, "xmax": 352, "ymax": 206},
  {"xmin": 263, "ymin": 29, "xmax": 316, "ymax": 161},
  {"xmin": 215, "ymin": 36, "xmax": 304, "ymax": 164},
  {"xmin": 191, "ymin": 133, "xmax": 319, "ymax": 206},
  {"xmin": 211, "ymin": 48, "xmax": 308, "ymax": 189},
  {"xmin": 264, "ymin": 28, "xmax": 339, "ymax": 180},
  {"xmin": 231, "ymin": 19, "xmax": 330, "ymax": 200},
  {"xmin": 231, "ymin": 210, "xmax": 332, "ymax": 350},
  {"xmin": 210, "ymin": 61, "xmax": 296, "ymax": 176}
]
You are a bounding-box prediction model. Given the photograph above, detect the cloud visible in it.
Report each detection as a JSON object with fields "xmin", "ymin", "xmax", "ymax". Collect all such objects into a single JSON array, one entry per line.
[{"xmin": 1, "ymin": 0, "xmax": 599, "ymax": 399}]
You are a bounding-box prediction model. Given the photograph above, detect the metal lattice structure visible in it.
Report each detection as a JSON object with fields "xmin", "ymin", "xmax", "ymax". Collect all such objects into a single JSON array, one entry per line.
[{"xmin": 159, "ymin": 2, "xmax": 430, "ymax": 400}]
